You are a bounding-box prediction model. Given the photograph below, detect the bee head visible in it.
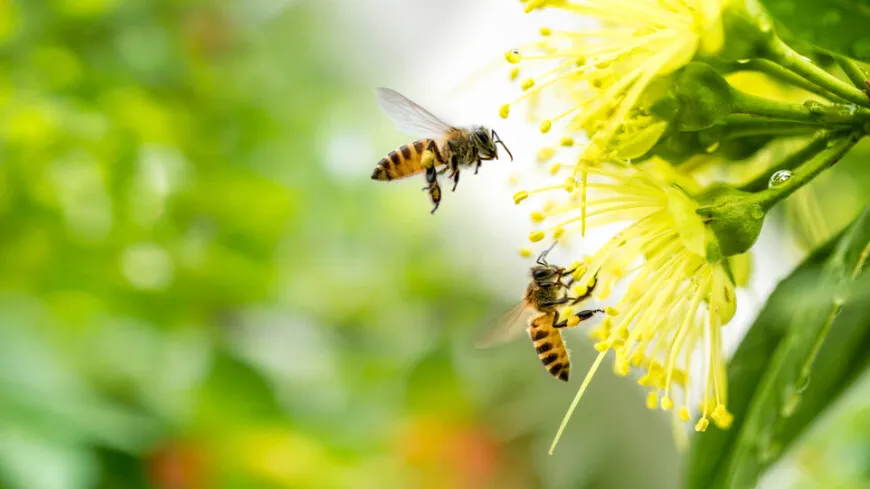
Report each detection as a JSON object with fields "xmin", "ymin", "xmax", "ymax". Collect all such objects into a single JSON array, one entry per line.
[
  {"xmin": 531, "ymin": 265, "xmax": 558, "ymax": 284},
  {"xmin": 470, "ymin": 127, "xmax": 512, "ymax": 161},
  {"xmin": 470, "ymin": 127, "xmax": 496, "ymax": 158}
]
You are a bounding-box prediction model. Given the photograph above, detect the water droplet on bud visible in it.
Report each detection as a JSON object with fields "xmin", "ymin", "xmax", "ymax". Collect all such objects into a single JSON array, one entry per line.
[{"xmin": 768, "ymin": 170, "xmax": 793, "ymax": 188}]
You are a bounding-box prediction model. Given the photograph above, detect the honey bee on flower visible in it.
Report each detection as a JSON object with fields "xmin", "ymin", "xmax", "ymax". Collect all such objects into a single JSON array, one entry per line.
[{"xmin": 514, "ymin": 160, "xmax": 736, "ymax": 453}]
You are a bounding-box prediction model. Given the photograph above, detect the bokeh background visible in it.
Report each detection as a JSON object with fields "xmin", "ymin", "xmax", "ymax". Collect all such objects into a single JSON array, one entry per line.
[{"xmin": 1, "ymin": 0, "xmax": 869, "ymax": 488}]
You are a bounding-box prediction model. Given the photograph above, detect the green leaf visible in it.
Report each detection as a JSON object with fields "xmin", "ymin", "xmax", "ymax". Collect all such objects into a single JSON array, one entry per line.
[
  {"xmin": 687, "ymin": 203, "xmax": 870, "ymax": 489},
  {"xmin": 759, "ymin": 0, "xmax": 870, "ymax": 63}
]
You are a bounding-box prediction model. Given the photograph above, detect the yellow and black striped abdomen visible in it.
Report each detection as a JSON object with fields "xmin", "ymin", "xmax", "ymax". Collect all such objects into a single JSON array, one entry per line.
[
  {"xmin": 371, "ymin": 139, "xmax": 441, "ymax": 181},
  {"xmin": 528, "ymin": 313, "xmax": 570, "ymax": 381}
]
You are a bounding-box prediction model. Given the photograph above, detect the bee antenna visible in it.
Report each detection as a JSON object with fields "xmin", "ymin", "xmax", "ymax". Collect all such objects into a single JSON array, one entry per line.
[
  {"xmin": 492, "ymin": 130, "xmax": 513, "ymax": 161},
  {"xmin": 536, "ymin": 240, "xmax": 559, "ymax": 266}
]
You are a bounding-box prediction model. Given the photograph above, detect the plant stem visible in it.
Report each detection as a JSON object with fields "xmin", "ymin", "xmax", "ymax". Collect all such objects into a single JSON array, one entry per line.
[
  {"xmin": 723, "ymin": 59, "xmax": 845, "ymax": 102},
  {"xmin": 730, "ymin": 89, "xmax": 870, "ymax": 124},
  {"xmin": 763, "ymin": 37, "xmax": 870, "ymax": 107},
  {"xmin": 738, "ymin": 130, "xmax": 834, "ymax": 193},
  {"xmin": 834, "ymin": 54, "xmax": 869, "ymax": 90},
  {"xmin": 722, "ymin": 122, "xmax": 825, "ymax": 141},
  {"xmin": 749, "ymin": 131, "xmax": 864, "ymax": 211}
]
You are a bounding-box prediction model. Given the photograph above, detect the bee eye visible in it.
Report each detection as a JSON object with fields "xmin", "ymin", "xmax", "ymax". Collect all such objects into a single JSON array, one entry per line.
[
  {"xmin": 532, "ymin": 269, "xmax": 550, "ymax": 281},
  {"xmin": 474, "ymin": 129, "xmax": 489, "ymax": 142}
]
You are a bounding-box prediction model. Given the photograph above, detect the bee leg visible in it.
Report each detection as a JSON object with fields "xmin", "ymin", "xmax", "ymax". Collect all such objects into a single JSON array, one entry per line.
[
  {"xmin": 474, "ymin": 159, "xmax": 481, "ymax": 175},
  {"xmin": 424, "ymin": 166, "xmax": 442, "ymax": 214},
  {"xmin": 540, "ymin": 297, "xmax": 570, "ymax": 308},
  {"xmin": 451, "ymin": 170, "xmax": 460, "ymax": 192},
  {"xmin": 554, "ymin": 309, "xmax": 605, "ymax": 328}
]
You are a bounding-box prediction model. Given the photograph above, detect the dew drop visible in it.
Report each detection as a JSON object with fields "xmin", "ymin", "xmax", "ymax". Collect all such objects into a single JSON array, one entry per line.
[
  {"xmin": 736, "ymin": 59, "xmax": 751, "ymax": 64},
  {"xmin": 768, "ymin": 169, "xmax": 792, "ymax": 188}
]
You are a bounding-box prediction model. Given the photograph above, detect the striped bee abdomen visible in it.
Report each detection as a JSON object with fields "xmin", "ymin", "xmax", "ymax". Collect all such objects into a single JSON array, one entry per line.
[
  {"xmin": 371, "ymin": 139, "xmax": 442, "ymax": 181},
  {"xmin": 529, "ymin": 313, "xmax": 570, "ymax": 382}
]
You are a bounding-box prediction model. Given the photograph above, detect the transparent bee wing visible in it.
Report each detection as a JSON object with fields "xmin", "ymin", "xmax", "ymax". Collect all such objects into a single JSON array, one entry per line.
[
  {"xmin": 375, "ymin": 87, "xmax": 456, "ymax": 139},
  {"xmin": 476, "ymin": 302, "xmax": 532, "ymax": 349}
]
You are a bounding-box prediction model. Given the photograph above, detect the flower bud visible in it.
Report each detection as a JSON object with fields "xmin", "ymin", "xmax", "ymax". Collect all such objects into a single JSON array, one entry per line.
[
  {"xmin": 696, "ymin": 186, "xmax": 766, "ymax": 259},
  {"xmin": 670, "ymin": 63, "xmax": 734, "ymax": 131}
]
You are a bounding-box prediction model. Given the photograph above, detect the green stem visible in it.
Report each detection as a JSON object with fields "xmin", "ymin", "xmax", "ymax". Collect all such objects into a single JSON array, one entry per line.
[
  {"xmin": 750, "ymin": 131, "xmax": 863, "ymax": 211},
  {"xmin": 763, "ymin": 37, "xmax": 870, "ymax": 107},
  {"xmin": 834, "ymin": 54, "xmax": 869, "ymax": 90},
  {"xmin": 730, "ymin": 89, "xmax": 870, "ymax": 124},
  {"xmin": 723, "ymin": 59, "xmax": 845, "ymax": 102},
  {"xmin": 738, "ymin": 130, "xmax": 834, "ymax": 193},
  {"xmin": 722, "ymin": 124, "xmax": 822, "ymax": 141}
]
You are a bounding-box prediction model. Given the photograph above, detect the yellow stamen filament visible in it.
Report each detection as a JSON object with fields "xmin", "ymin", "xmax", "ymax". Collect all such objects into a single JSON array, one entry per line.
[{"xmin": 550, "ymin": 351, "xmax": 607, "ymax": 455}]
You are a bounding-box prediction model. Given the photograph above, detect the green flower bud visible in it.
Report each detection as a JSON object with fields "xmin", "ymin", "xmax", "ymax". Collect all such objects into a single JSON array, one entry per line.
[
  {"xmin": 696, "ymin": 186, "xmax": 766, "ymax": 259},
  {"xmin": 671, "ymin": 63, "xmax": 734, "ymax": 131}
]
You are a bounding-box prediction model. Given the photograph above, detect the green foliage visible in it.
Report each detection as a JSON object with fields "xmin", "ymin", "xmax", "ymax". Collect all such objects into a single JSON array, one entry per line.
[
  {"xmin": 761, "ymin": 0, "xmax": 870, "ymax": 62},
  {"xmin": 687, "ymin": 204, "xmax": 870, "ymax": 489}
]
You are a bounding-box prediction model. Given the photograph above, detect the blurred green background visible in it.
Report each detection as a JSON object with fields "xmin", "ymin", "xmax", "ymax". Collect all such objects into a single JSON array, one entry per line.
[{"xmin": 2, "ymin": 0, "xmax": 869, "ymax": 488}]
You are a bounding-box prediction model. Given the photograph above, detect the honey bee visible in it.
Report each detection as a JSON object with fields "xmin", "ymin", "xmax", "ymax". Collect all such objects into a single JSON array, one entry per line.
[
  {"xmin": 479, "ymin": 243, "xmax": 603, "ymax": 381},
  {"xmin": 372, "ymin": 87, "xmax": 512, "ymax": 214}
]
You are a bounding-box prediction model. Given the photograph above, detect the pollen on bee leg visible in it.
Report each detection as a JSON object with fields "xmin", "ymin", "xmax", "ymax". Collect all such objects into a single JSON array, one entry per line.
[
  {"xmin": 572, "ymin": 284, "xmax": 588, "ymax": 296},
  {"xmin": 513, "ymin": 190, "xmax": 529, "ymax": 204},
  {"xmin": 421, "ymin": 150, "xmax": 435, "ymax": 169},
  {"xmin": 566, "ymin": 315, "xmax": 581, "ymax": 327}
]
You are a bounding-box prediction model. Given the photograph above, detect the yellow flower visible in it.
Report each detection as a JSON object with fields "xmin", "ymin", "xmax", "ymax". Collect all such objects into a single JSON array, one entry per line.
[
  {"xmin": 521, "ymin": 161, "xmax": 737, "ymax": 454},
  {"xmin": 503, "ymin": 0, "xmax": 724, "ymax": 155}
]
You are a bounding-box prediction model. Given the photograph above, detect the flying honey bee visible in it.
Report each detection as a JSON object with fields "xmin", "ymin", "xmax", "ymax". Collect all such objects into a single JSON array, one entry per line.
[
  {"xmin": 371, "ymin": 87, "xmax": 513, "ymax": 214},
  {"xmin": 479, "ymin": 243, "xmax": 603, "ymax": 381}
]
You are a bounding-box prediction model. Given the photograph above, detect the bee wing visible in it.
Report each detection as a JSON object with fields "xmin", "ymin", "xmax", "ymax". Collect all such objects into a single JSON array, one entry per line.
[
  {"xmin": 375, "ymin": 87, "xmax": 456, "ymax": 139},
  {"xmin": 476, "ymin": 302, "xmax": 532, "ymax": 349}
]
